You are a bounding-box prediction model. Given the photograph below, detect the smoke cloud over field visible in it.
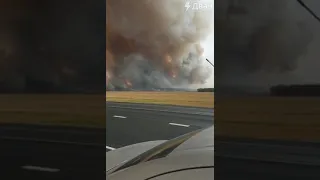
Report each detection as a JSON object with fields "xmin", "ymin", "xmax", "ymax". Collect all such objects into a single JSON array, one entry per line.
[
  {"xmin": 106, "ymin": 0, "xmax": 214, "ymax": 90},
  {"xmin": 215, "ymin": 0, "xmax": 319, "ymax": 90},
  {"xmin": 0, "ymin": 0, "xmax": 105, "ymax": 92}
]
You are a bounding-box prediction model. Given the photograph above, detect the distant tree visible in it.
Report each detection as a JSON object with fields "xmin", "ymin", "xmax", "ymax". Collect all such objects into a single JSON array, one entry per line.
[
  {"xmin": 197, "ymin": 88, "xmax": 214, "ymax": 92},
  {"xmin": 270, "ymin": 84, "xmax": 320, "ymax": 96}
]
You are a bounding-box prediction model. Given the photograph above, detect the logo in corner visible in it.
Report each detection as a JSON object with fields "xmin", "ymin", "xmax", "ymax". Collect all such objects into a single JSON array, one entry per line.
[{"xmin": 185, "ymin": 1, "xmax": 191, "ymax": 11}]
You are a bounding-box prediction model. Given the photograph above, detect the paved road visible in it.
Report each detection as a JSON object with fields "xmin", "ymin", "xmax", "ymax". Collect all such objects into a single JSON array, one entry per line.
[
  {"xmin": 2, "ymin": 102, "xmax": 320, "ymax": 179},
  {"xmin": 0, "ymin": 124, "xmax": 105, "ymax": 179},
  {"xmin": 0, "ymin": 102, "xmax": 213, "ymax": 178},
  {"xmin": 215, "ymin": 138, "xmax": 320, "ymax": 179},
  {"xmin": 106, "ymin": 102, "xmax": 214, "ymax": 149},
  {"xmin": 105, "ymin": 102, "xmax": 320, "ymax": 178},
  {"xmin": 0, "ymin": 124, "xmax": 105, "ymax": 145},
  {"xmin": 215, "ymin": 156, "xmax": 320, "ymax": 179}
]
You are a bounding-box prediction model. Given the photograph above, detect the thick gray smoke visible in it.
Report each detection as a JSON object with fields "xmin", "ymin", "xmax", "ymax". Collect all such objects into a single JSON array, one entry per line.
[
  {"xmin": 215, "ymin": 0, "xmax": 318, "ymax": 90},
  {"xmin": 107, "ymin": 0, "xmax": 214, "ymax": 90},
  {"xmin": 0, "ymin": 0, "xmax": 105, "ymax": 93}
]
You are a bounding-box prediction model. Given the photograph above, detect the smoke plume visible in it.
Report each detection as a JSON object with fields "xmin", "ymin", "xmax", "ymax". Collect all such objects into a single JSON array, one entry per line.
[
  {"xmin": 215, "ymin": 0, "xmax": 318, "ymax": 90},
  {"xmin": 0, "ymin": 0, "xmax": 105, "ymax": 93},
  {"xmin": 106, "ymin": 0, "xmax": 214, "ymax": 90}
]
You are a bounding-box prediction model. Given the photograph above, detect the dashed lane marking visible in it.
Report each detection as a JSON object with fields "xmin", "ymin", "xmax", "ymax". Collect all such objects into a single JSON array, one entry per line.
[
  {"xmin": 21, "ymin": 165, "xmax": 60, "ymax": 172},
  {"xmin": 106, "ymin": 145, "xmax": 115, "ymax": 150},
  {"xmin": 113, "ymin": 115, "xmax": 127, "ymax": 119},
  {"xmin": 169, "ymin": 123, "xmax": 190, "ymax": 127}
]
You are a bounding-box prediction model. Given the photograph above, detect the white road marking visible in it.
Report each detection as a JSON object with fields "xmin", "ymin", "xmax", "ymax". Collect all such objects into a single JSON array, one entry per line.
[
  {"xmin": 21, "ymin": 165, "xmax": 60, "ymax": 172},
  {"xmin": 106, "ymin": 145, "xmax": 115, "ymax": 150},
  {"xmin": 169, "ymin": 123, "xmax": 190, "ymax": 128},
  {"xmin": 113, "ymin": 115, "xmax": 127, "ymax": 119}
]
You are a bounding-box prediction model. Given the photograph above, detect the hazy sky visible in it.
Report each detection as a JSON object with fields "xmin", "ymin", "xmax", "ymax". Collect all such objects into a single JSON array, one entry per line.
[
  {"xmin": 201, "ymin": 27, "xmax": 214, "ymax": 87},
  {"xmin": 200, "ymin": 0, "xmax": 214, "ymax": 87}
]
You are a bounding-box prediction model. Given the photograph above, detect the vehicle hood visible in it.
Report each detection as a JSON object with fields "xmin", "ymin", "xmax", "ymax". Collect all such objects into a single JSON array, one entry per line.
[
  {"xmin": 106, "ymin": 140, "xmax": 166, "ymax": 171},
  {"xmin": 171, "ymin": 126, "xmax": 214, "ymax": 153}
]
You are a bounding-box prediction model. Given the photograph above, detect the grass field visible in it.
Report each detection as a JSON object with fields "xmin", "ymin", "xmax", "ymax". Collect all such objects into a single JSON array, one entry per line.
[
  {"xmin": 216, "ymin": 97, "xmax": 320, "ymax": 142},
  {"xmin": 0, "ymin": 94, "xmax": 105, "ymax": 128},
  {"xmin": 106, "ymin": 91, "xmax": 214, "ymax": 108}
]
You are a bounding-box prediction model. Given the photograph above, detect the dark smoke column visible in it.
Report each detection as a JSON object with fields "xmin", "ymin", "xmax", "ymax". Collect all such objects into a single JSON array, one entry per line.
[
  {"xmin": 0, "ymin": 0, "xmax": 105, "ymax": 93},
  {"xmin": 215, "ymin": 0, "xmax": 313, "ymax": 94},
  {"xmin": 106, "ymin": 0, "xmax": 214, "ymax": 90}
]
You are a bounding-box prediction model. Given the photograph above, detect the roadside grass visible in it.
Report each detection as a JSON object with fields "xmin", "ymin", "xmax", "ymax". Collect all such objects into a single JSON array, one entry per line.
[
  {"xmin": 216, "ymin": 97, "xmax": 320, "ymax": 142},
  {"xmin": 0, "ymin": 94, "xmax": 105, "ymax": 128},
  {"xmin": 106, "ymin": 91, "xmax": 214, "ymax": 108}
]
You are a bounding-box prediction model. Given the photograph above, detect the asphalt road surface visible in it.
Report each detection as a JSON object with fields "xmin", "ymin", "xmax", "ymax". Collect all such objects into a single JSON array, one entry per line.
[
  {"xmin": 0, "ymin": 102, "xmax": 213, "ymax": 179},
  {"xmin": 0, "ymin": 124, "xmax": 105, "ymax": 179},
  {"xmin": 2, "ymin": 102, "xmax": 320, "ymax": 179},
  {"xmin": 215, "ymin": 138, "xmax": 320, "ymax": 179},
  {"xmin": 106, "ymin": 102, "xmax": 214, "ymax": 149},
  {"xmin": 105, "ymin": 102, "xmax": 320, "ymax": 179}
]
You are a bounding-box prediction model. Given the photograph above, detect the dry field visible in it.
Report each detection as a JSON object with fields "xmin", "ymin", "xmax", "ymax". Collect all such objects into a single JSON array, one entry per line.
[
  {"xmin": 216, "ymin": 97, "xmax": 320, "ymax": 142},
  {"xmin": 106, "ymin": 91, "xmax": 214, "ymax": 108},
  {"xmin": 0, "ymin": 94, "xmax": 105, "ymax": 128}
]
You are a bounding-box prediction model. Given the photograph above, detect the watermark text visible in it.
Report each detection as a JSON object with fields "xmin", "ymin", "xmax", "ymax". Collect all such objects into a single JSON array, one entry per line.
[{"xmin": 185, "ymin": 1, "xmax": 213, "ymax": 11}]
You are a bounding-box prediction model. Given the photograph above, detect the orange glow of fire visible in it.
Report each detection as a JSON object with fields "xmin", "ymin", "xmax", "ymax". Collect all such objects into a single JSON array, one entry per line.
[
  {"xmin": 169, "ymin": 70, "xmax": 177, "ymax": 79},
  {"xmin": 124, "ymin": 79, "xmax": 132, "ymax": 87},
  {"xmin": 164, "ymin": 54, "xmax": 172, "ymax": 64}
]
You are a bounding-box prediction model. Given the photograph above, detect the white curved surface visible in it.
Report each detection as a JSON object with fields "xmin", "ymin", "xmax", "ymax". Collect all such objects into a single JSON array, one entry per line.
[{"xmin": 106, "ymin": 126, "xmax": 214, "ymax": 180}]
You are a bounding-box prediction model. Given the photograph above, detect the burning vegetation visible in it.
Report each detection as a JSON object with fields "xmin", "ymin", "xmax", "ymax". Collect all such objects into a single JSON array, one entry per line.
[
  {"xmin": 106, "ymin": 0, "xmax": 214, "ymax": 90},
  {"xmin": 0, "ymin": 0, "xmax": 105, "ymax": 93}
]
